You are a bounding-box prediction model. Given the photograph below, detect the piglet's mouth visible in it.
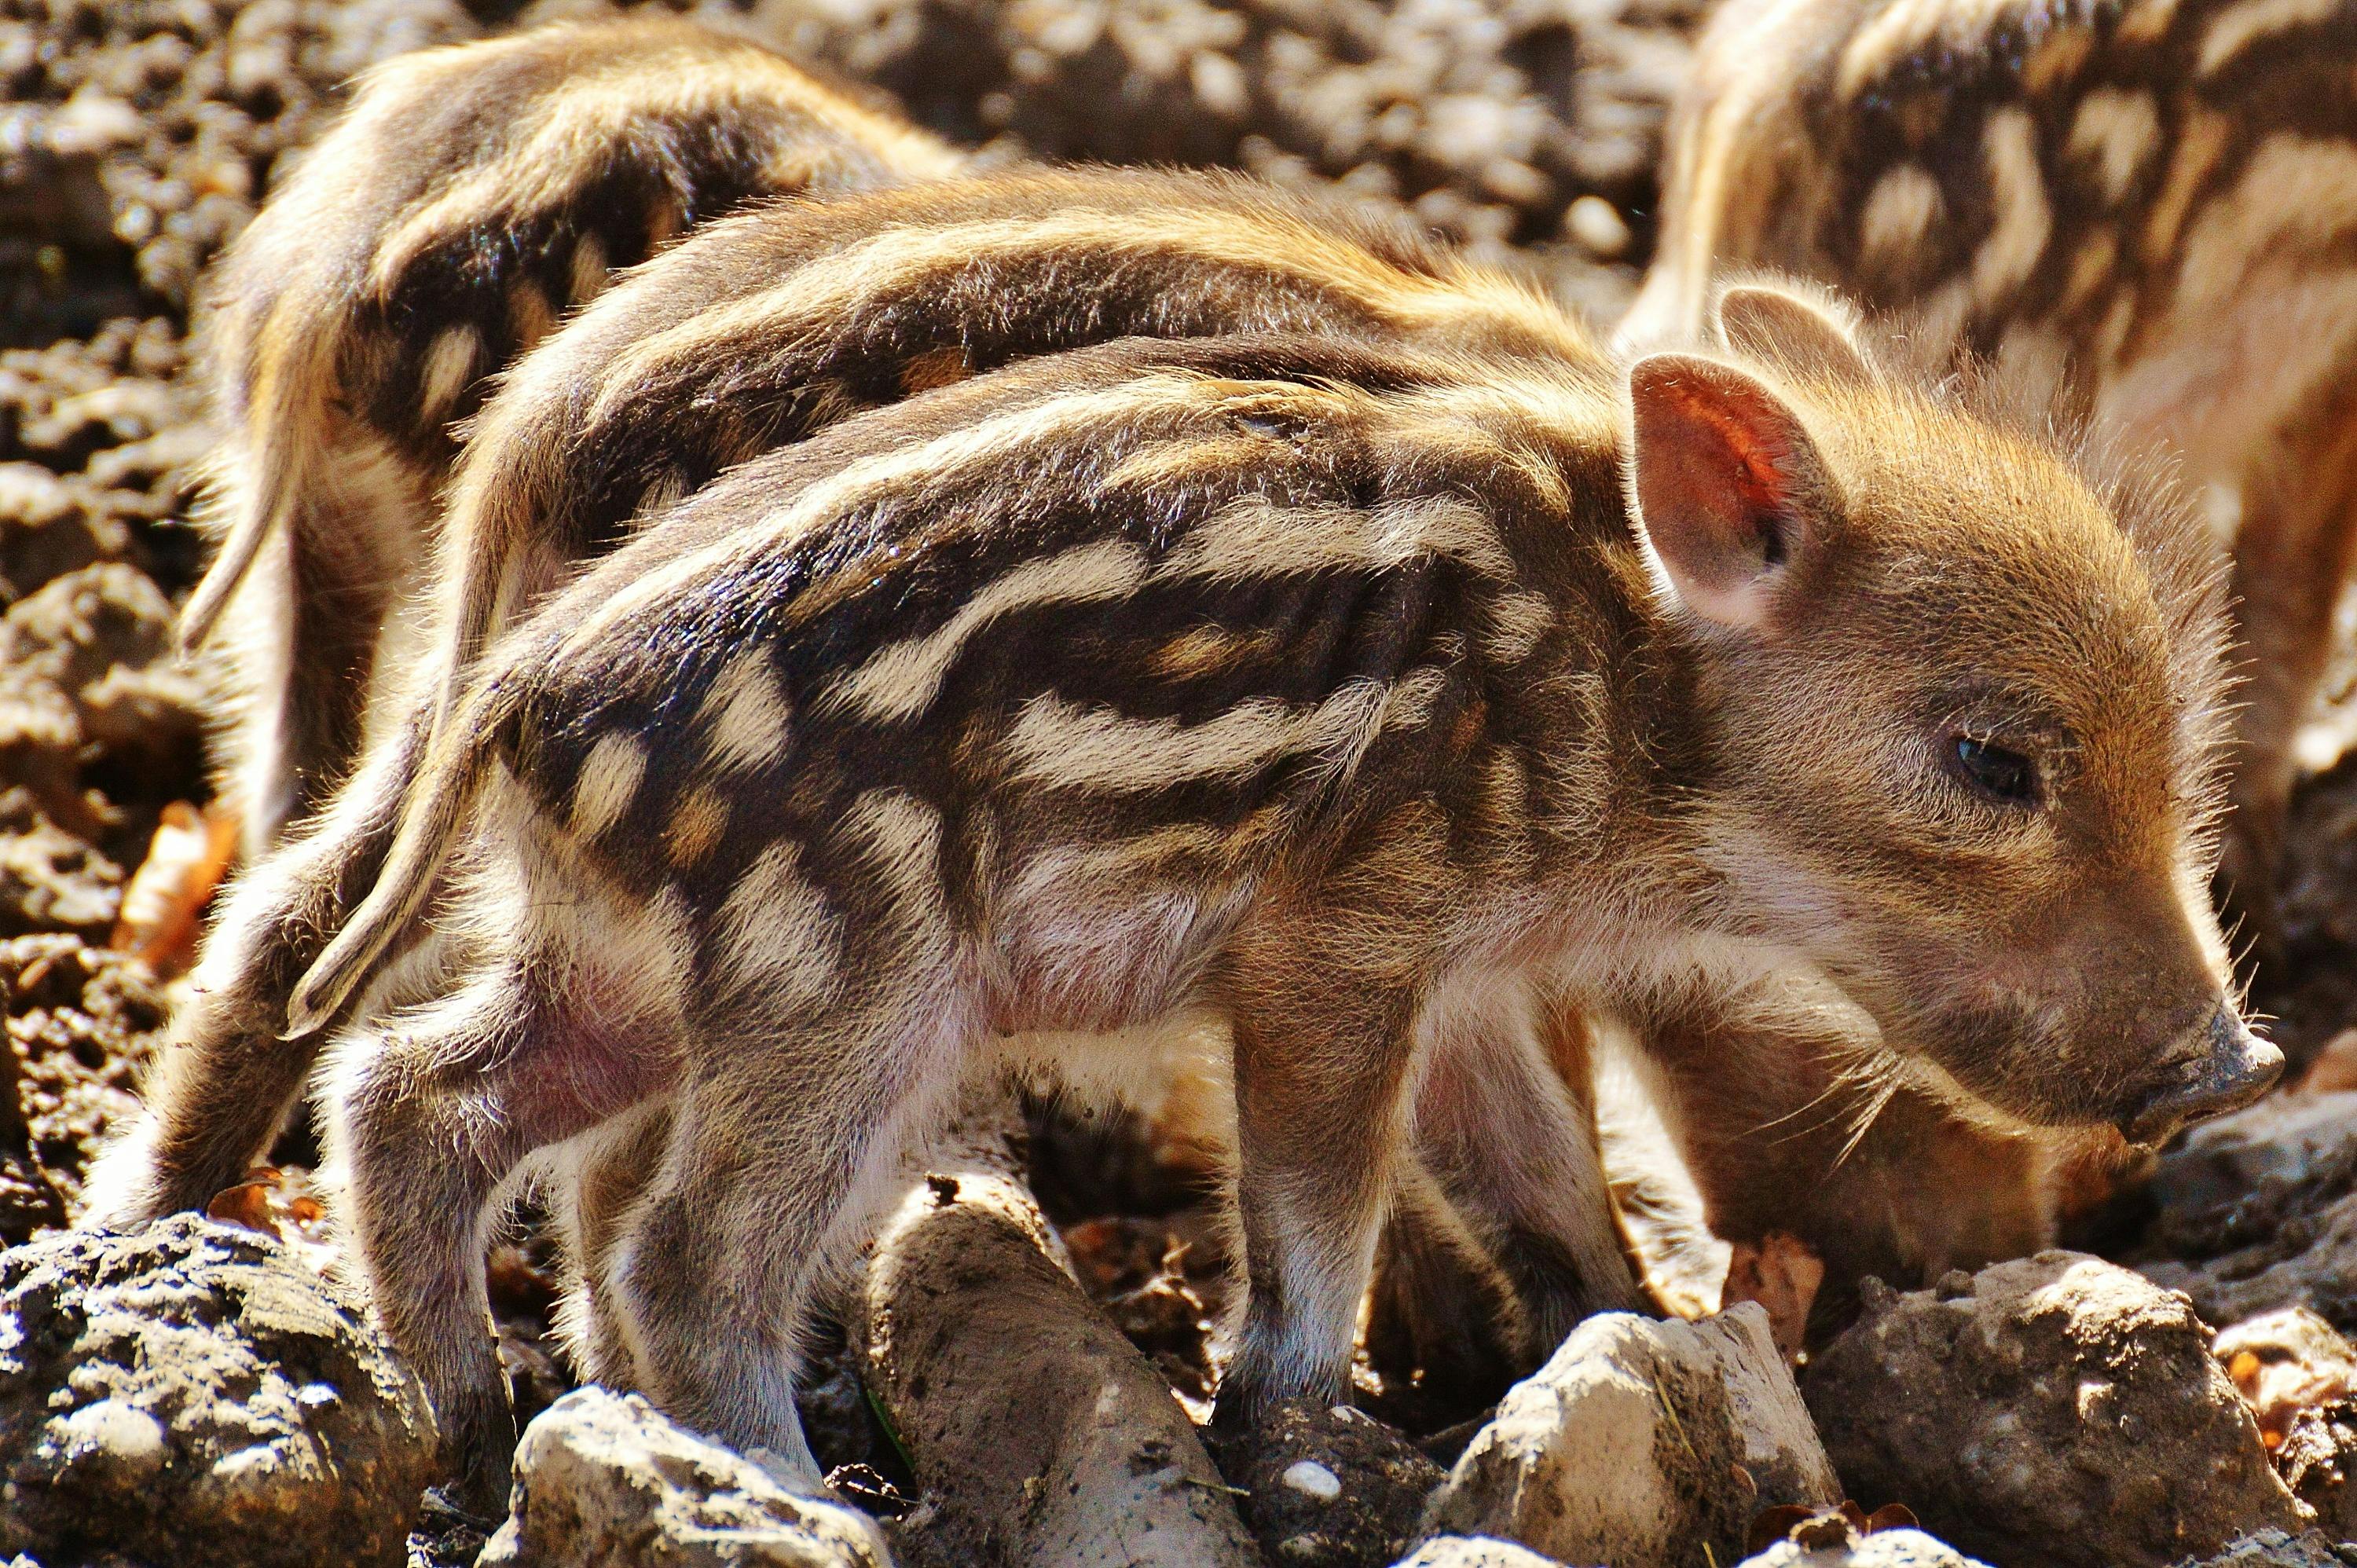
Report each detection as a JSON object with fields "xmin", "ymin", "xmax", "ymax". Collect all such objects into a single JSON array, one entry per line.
[{"xmin": 2117, "ymin": 1008, "xmax": 2283, "ymax": 1149}]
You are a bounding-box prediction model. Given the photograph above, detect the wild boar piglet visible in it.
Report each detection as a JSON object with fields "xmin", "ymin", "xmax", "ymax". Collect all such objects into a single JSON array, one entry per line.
[
  {"xmin": 82, "ymin": 19, "xmax": 961, "ymax": 1228},
  {"xmin": 291, "ymin": 296, "xmax": 2272, "ymax": 1505},
  {"xmin": 1627, "ymin": 0, "xmax": 2357, "ymax": 951},
  {"xmin": 1600, "ymin": 0, "xmax": 2357, "ymax": 1329},
  {"xmin": 87, "ymin": 166, "xmax": 1600, "ymax": 1233},
  {"xmin": 185, "ymin": 15, "xmax": 958, "ymax": 855}
]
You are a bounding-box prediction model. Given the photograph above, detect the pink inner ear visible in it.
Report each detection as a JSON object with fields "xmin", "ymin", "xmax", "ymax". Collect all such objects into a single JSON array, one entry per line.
[
  {"xmin": 1639, "ymin": 381, "xmax": 1791, "ymax": 580},
  {"xmin": 1629, "ymin": 356, "xmax": 1827, "ymax": 627},
  {"xmin": 1678, "ymin": 381, "xmax": 1799, "ymax": 526}
]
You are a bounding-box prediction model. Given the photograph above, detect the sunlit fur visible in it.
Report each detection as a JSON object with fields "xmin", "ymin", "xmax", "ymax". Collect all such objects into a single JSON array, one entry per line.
[
  {"xmin": 184, "ymin": 15, "xmax": 960, "ymax": 855},
  {"xmin": 80, "ymin": 19, "xmax": 962, "ymax": 1232},
  {"xmin": 294, "ymin": 310, "xmax": 2244, "ymax": 1504},
  {"xmin": 89, "ymin": 165, "xmax": 1616, "ymax": 1239},
  {"xmin": 1618, "ymin": 0, "xmax": 2352, "ymax": 1300},
  {"xmin": 1626, "ymin": 0, "xmax": 2357, "ymax": 945}
]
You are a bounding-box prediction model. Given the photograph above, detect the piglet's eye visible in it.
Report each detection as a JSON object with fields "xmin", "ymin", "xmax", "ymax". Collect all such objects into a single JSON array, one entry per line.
[{"xmin": 1951, "ymin": 735, "xmax": 2040, "ymax": 808}]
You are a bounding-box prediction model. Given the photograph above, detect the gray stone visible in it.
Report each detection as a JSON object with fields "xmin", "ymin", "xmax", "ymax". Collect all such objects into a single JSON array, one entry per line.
[
  {"xmin": 0, "ymin": 789, "xmax": 122, "ymax": 940},
  {"xmin": 1394, "ymin": 1537, "xmax": 1566, "ymax": 1566},
  {"xmin": 478, "ymin": 1387, "xmax": 889, "ymax": 1568},
  {"xmin": 2172, "ymin": 1529, "xmax": 2357, "ymax": 1566},
  {"xmin": 2150, "ymin": 1095, "xmax": 2357, "ymax": 1218},
  {"xmin": 0, "ymin": 1214, "xmax": 435, "ymax": 1568},
  {"xmin": 1421, "ymin": 1302, "xmax": 1837, "ymax": 1568},
  {"xmin": 1804, "ymin": 1252, "xmax": 2307, "ymax": 1568},
  {"xmin": 2139, "ymin": 1096, "xmax": 2357, "ymax": 1332},
  {"xmin": 0, "ymin": 563, "xmax": 204, "ymax": 821}
]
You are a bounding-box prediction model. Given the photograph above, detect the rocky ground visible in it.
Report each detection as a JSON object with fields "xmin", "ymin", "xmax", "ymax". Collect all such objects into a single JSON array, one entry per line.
[{"xmin": 9, "ymin": 0, "xmax": 2357, "ymax": 1564}]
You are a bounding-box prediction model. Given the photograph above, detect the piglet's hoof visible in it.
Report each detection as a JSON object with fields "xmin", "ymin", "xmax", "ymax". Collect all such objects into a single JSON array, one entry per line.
[{"xmin": 438, "ymin": 1386, "xmax": 520, "ymax": 1526}]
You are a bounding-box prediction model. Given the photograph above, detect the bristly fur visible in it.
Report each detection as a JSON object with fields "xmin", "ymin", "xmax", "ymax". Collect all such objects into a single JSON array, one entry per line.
[
  {"xmin": 79, "ymin": 16, "xmax": 965, "ymax": 1240},
  {"xmin": 297, "ymin": 293, "xmax": 2255, "ymax": 1504},
  {"xmin": 1612, "ymin": 0, "xmax": 2326, "ymax": 1302},
  {"xmin": 1627, "ymin": 0, "xmax": 2357, "ymax": 947},
  {"xmin": 97, "ymin": 52, "xmax": 2264, "ymax": 1487},
  {"xmin": 90, "ymin": 162, "xmax": 1620, "ymax": 1241},
  {"xmin": 183, "ymin": 15, "xmax": 962, "ymax": 855}
]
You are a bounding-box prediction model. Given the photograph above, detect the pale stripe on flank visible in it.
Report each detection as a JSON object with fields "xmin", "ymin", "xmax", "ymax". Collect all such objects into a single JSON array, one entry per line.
[
  {"xmin": 714, "ymin": 837, "xmax": 841, "ymax": 1008},
  {"xmin": 1970, "ymin": 109, "xmax": 2051, "ymax": 306},
  {"xmin": 572, "ymin": 732, "xmax": 647, "ymax": 837},
  {"xmin": 1003, "ymin": 666, "xmax": 1448, "ymax": 795},
  {"xmin": 568, "ymin": 232, "xmax": 609, "ymax": 307},
  {"xmin": 698, "ymin": 649, "xmax": 795, "ymax": 771},
  {"xmin": 1483, "ymin": 591, "xmax": 1556, "ymax": 664},
  {"xmin": 2198, "ymin": 0, "xmax": 2343, "ymax": 75},
  {"xmin": 2067, "ymin": 90, "xmax": 2161, "ymax": 208},
  {"xmin": 1858, "ymin": 165, "xmax": 1945, "ymax": 277},
  {"xmin": 839, "ymin": 789, "xmax": 962, "ymax": 965},
  {"xmin": 824, "ymin": 540, "xmax": 1151, "ymax": 723},
  {"xmin": 1154, "ymin": 494, "xmax": 1514, "ymax": 587},
  {"xmin": 418, "ymin": 324, "xmax": 483, "ymax": 424}
]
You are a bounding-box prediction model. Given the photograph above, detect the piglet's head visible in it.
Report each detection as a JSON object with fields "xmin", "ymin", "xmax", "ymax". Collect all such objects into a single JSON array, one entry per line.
[{"xmin": 1626, "ymin": 281, "xmax": 2278, "ymax": 1147}]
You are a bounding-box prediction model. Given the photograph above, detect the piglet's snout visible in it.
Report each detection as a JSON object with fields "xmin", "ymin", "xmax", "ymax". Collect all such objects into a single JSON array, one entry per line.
[{"xmin": 2120, "ymin": 1006, "xmax": 2284, "ymax": 1148}]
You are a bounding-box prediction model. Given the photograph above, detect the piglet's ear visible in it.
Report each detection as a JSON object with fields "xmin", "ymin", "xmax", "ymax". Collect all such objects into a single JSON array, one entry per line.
[
  {"xmin": 1715, "ymin": 283, "xmax": 1876, "ymax": 389},
  {"xmin": 1624, "ymin": 353, "xmax": 1836, "ymax": 632}
]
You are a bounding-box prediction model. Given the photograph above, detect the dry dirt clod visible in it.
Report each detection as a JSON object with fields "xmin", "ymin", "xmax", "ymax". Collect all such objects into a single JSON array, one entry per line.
[
  {"xmin": 0, "ymin": 788, "xmax": 122, "ymax": 941},
  {"xmin": 1803, "ymin": 1252, "xmax": 2308, "ymax": 1568},
  {"xmin": 2, "ymin": 931, "xmax": 159, "ymax": 1217},
  {"xmin": 1420, "ymin": 1302, "xmax": 1837, "ymax": 1568},
  {"xmin": 2135, "ymin": 1094, "xmax": 2357, "ymax": 1334},
  {"xmin": 0, "ymin": 560, "xmax": 203, "ymax": 816},
  {"xmin": 1211, "ymin": 1397, "xmax": 1446, "ymax": 1566},
  {"xmin": 0, "ymin": 1214, "xmax": 435, "ymax": 1568},
  {"xmin": 477, "ymin": 1387, "xmax": 890, "ymax": 1568},
  {"xmin": 856, "ymin": 1093, "xmax": 1259, "ymax": 1568}
]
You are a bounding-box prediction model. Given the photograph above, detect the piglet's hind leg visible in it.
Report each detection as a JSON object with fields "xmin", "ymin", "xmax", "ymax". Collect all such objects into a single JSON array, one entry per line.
[
  {"xmin": 609, "ymin": 987, "xmax": 963, "ymax": 1479},
  {"xmin": 331, "ymin": 959, "xmax": 662, "ymax": 1516}
]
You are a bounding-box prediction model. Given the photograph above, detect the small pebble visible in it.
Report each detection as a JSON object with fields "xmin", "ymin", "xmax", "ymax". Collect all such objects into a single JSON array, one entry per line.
[
  {"xmin": 1565, "ymin": 193, "xmax": 1632, "ymax": 258},
  {"xmin": 1281, "ymin": 1459, "xmax": 1342, "ymax": 1501}
]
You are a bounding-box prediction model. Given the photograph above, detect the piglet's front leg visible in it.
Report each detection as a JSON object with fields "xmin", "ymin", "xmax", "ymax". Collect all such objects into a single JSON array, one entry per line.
[{"xmin": 1211, "ymin": 943, "xmax": 1423, "ymax": 1436}]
